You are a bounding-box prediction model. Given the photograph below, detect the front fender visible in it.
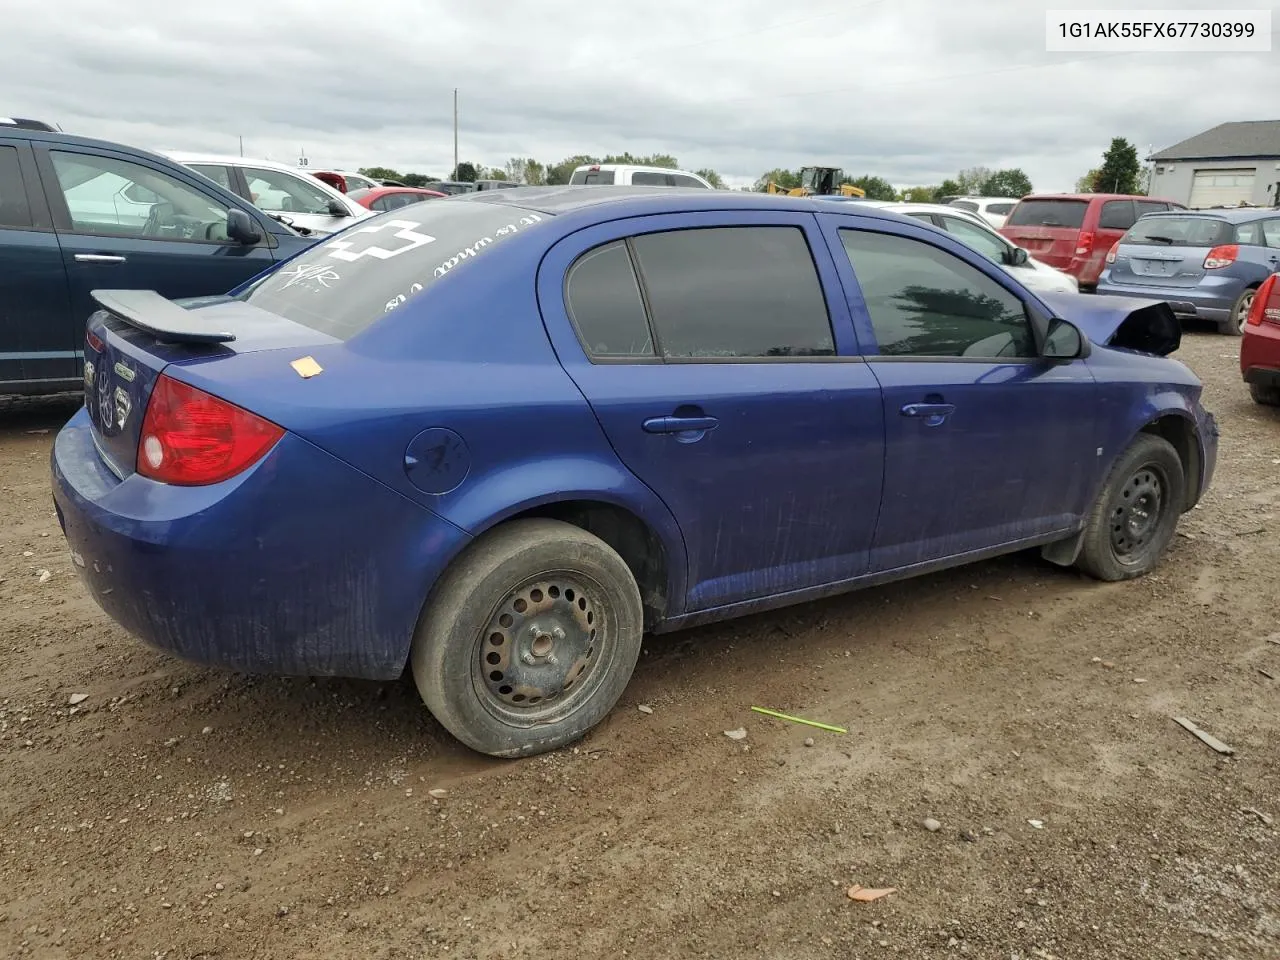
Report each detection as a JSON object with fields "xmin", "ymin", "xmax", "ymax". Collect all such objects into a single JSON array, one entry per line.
[{"xmin": 433, "ymin": 454, "xmax": 691, "ymax": 620}]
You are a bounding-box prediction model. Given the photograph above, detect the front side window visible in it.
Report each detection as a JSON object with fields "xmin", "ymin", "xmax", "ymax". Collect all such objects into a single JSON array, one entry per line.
[
  {"xmin": 631, "ymin": 226, "xmax": 834, "ymax": 359},
  {"xmin": 243, "ymin": 167, "xmax": 334, "ymax": 216},
  {"xmin": 0, "ymin": 145, "xmax": 32, "ymax": 229},
  {"xmin": 839, "ymin": 229, "xmax": 1034, "ymax": 359},
  {"xmin": 940, "ymin": 215, "xmax": 1010, "ymax": 263},
  {"xmin": 565, "ymin": 240, "xmax": 654, "ymax": 358},
  {"xmin": 670, "ymin": 174, "xmax": 708, "ymax": 188},
  {"xmin": 50, "ymin": 151, "xmax": 230, "ymax": 241}
]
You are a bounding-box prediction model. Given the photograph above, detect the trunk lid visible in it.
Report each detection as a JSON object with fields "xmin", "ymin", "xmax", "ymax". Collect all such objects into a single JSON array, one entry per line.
[
  {"xmin": 83, "ymin": 291, "xmax": 338, "ymax": 479},
  {"xmin": 1000, "ymin": 199, "xmax": 1090, "ymax": 269},
  {"xmin": 1107, "ymin": 216, "xmax": 1233, "ymax": 288}
]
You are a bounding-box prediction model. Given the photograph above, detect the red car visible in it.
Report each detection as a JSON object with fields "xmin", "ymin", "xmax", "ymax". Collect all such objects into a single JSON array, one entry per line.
[
  {"xmin": 1240, "ymin": 272, "xmax": 1280, "ymax": 405},
  {"xmin": 348, "ymin": 186, "xmax": 448, "ymax": 212},
  {"xmin": 1000, "ymin": 193, "xmax": 1185, "ymax": 290}
]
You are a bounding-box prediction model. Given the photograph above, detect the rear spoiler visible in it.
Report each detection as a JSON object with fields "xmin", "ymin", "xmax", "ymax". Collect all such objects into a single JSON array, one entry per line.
[{"xmin": 90, "ymin": 290, "xmax": 237, "ymax": 344}]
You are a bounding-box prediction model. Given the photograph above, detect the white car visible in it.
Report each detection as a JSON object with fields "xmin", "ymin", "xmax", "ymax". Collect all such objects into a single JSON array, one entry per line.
[
  {"xmin": 947, "ymin": 196, "xmax": 1017, "ymax": 229},
  {"xmin": 167, "ymin": 153, "xmax": 370, "ymax": 237},
  {"xmin": 569, "ymin": 164, "xmax": 714, "ymax": 188},
  {"xmin": 845, "ymin": 201, "xmax": 1078, "ymax": 295}
]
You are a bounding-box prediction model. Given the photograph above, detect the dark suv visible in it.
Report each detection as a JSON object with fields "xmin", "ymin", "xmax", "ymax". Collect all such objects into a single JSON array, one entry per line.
[{"xmin": 0, "ymin": 122, "xmax": 315, "ymax": 395}]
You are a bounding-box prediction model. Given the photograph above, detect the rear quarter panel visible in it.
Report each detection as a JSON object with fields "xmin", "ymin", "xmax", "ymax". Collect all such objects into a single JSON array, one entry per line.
[{"xmin": 173, "ymin": 221, "xmax": 692, "ymax": 617}]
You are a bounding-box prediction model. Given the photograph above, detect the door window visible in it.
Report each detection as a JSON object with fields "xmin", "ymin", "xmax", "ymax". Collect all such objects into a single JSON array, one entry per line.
[
  {"xmin": 670, "ymin": 173, "xmax": 709, "ymax": 188},
  {"xmin": 242, "ymin": 167, "xmax": 335, "ymax": 215},
  {"xmin": 839, "ymin": 229, "xmax": 1034, "ymax": 359},
  {"xmin": 187, "ymin": 163, "xmax": 235, "ymax": 192},
  {"xmin": 0, "ymin": 146, "xmax": 32, "ymax": 228},
  {"xmin": 631, "ymin": 171, "xmax": 671, "ymax": 186},
  {"xmin": 1134, "ymin": 200, "xmax": 1169, "ymax": 218},
  {"xmin": 1098, "ymin": 200, "xmax": 1137, "ymax": 230},
  {"xmin": 50, "ymin": 151, "xmax": 231, "ymax": 241},
  {"xmin": 1261, "ymin": 219, "xmax": 1280, "ymax": 248},
  {"xmin": 564, "ymin": 240, "xmax": 655, "ymax": 358},
  {"xmin": 631, "ymin": 226, "xmax": 834, "ymax": 359},
  {"xmin": 939, "ymin": 215, "xmax": 1011, "ymax": 263}
]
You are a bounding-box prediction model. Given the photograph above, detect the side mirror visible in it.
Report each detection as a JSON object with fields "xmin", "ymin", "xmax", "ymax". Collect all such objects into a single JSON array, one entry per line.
[
  {"xmin": 226, "ymin": 208, "xmax": 262, "ymax": 245},
  {"xmin": 1007, "ymin": 246, "xmax": 1030, "ymax": 267},
  {"xmin": 327, "ymin": 198, "xmax": 348, "ymax": 217},
  {"xmin": 1042, "ymin": 318, "xmax": 1087, "ymax": 361}
]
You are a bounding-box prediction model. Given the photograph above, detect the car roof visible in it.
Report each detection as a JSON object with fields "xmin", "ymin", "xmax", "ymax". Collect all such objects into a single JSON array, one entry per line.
[
  {"xmin": 1141, "ymin": 207, "xmax": 1276, "ymax": 222},
  {"xmin": 353, "ymin": 186, "xmax": 447, "ymax": 198},
  {"xmin": 165, "ymin": 152, "xmax": 309, "ymax": 172},
  {"xmin": 458, "ymin": 184, "xmax": 921, "ymax": 220},
  {"xmin": 1016, "ymin": 192, "xmax": 1168, "ymax": 202}
]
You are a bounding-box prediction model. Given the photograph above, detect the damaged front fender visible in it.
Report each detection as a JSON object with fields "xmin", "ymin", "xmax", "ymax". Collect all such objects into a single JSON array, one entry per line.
[{"xmin": 1037, "ymin": 292, "xmax": 1181, "ymax": 357}]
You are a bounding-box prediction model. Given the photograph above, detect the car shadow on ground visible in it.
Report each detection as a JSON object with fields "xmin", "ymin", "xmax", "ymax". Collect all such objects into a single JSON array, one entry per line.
[{"xmin": 0, "ymin": 393, "xmax": 81, "ymax": 433}]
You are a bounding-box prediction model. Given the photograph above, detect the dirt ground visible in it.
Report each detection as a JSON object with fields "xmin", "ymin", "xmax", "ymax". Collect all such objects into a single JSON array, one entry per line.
[{"xmin": 1, "ymin": 330, "xmax": 1277, "ymax": 960}]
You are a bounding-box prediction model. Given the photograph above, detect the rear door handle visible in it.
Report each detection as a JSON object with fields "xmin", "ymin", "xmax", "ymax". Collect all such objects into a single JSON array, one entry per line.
[
  {"xmin": 642, "ymin": 415, "xmax": 719, "ymax": 434},
  {"xmin": 74, "ymin": 254, "xmax": 127, "ymax": 264},
  {"xmin": 900, "ymin": 402, "xmax": 956, "ymax": 426}
]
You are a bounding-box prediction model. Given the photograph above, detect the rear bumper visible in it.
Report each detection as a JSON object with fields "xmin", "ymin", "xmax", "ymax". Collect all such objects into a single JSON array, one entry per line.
[
  {"xmin": 1094, "ymin": 279, "xmax": 1235, "ymax": 322},
  {"xmin": 51, "ymin": 408, "xmax": 471, "ymax": 680}
]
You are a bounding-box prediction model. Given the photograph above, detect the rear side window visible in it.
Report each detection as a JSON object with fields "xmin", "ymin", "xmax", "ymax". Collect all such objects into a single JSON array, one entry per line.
[
  {"xmin": 1236, "ymin": 221, "xmax": 1264, "ymax": 246},
  {"xmin": 950, "ymin": 200, "xmax": 979, "ymax": 212},
  {"xmin": 670, "ymin": 174, "xmax": 709, "ymax": 188},
  {"xmin": 987, "ymin": 202, "xmax": 1014, "ymax": 216},
  {"xmin": 1006, "ymin": 200, "xmax": 1088, "ymax": 229},
  {"xmin": 1135, "ymin": 200, "xmax": 1168, "ymax": 218},
  {"xmin": 839, "ymin": 229, "xmax": 1033, "ymax": 359},
  {"xmin": 0, "ymin": 146, "xmax": 32, "ymax": 229},
  {"xmin": 565, "ymin": 241, "xmax": 654, "ymax": 358},
  {"xmin": 1124, "ymin": 216, "xmax": 1233, "ymax": 247},
  {"xmin": 631, "ymin": 171, "xmax": 670, "ymax": 186},
  {"xmin": 239, "ymin": 202, "xmax": 549, "ymax": 339},
  {"xmin": 631, "ymin": 226, "xmax": 834, "ymax": 359},
  {"xmin": 1262, "ymin": 220, "xmax": 1280, "ymax": 248},
  {"xmin": 1098, "ymin": 200, "xmax": 1136, "ymax": 230},
  {"xmin": 188, "ymin": 163, "xmax": 234, "ymax": 192}
]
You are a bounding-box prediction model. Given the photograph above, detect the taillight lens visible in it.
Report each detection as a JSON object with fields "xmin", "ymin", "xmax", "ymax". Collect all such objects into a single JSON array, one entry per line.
[
  {"xmin": 137, "ymin": 374, "xmax": 284, "ymax": 486},
  {"xmin": 85, "ymin": 329, "xmax": 105, "ymax": 353},
  {"xmin": 1075, "ymin": 231, "xmax": 1094, "ymax": 256},
  {"xmin": 1104, "ymin": 241, "xmax": 1120, "ymax": 265},
  {"xmin": 1245, "ymin": 274, "xmax": 1280, "ymax": 327},
  {"xmin": 1204, "ymin": 244, "xmax": 1239, "ymax": 269}
]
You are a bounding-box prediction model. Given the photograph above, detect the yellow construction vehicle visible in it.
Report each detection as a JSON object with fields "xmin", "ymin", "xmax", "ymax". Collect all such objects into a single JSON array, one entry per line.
[{"xmin": 766, "ymin": 166, "xmax": 866, "ymax": 198}]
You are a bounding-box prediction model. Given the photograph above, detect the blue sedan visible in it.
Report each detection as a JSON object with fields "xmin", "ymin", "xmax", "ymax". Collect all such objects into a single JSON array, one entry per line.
[{"xmin": 51, "ymin": 187, "xmax": 1219, "ymax": 757}]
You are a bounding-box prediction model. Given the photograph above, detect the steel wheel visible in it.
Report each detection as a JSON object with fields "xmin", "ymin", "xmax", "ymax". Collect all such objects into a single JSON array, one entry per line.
[
  {"xmin": 1109, "ymin": 466, "xmax": 1165, "ymax": 562},
  {"xmin": 473, "ymin": 573, "xmax": 610, "ymax": 725}
]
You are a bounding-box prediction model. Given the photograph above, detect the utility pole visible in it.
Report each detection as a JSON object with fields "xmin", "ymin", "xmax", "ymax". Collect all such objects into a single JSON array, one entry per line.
[
  {"xmin": 239, "ymin": 135, "xmax": 243, "ymax": 157},
  {"xmin": 453, "ymin": 88, "xmax": 459, "ymax": 180}
]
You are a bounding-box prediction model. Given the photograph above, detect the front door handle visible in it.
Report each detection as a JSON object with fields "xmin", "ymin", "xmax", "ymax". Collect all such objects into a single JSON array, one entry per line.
[
  {"xmin": 74, "ymin": 254, "xmax": 127, "ymax": 264},
  {"xmin": 642, "ymin": 415, "xmax": 719, "ymax": 434},
  {"xmin": 900, "ymin": 402, "xmax": 956, "ymax": 427}
]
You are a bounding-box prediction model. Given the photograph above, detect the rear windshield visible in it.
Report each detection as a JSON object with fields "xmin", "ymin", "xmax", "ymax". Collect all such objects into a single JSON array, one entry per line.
[
  {"xmin": 1006, "ymin": 199, "xmax": 1088, "ymax": 229},
  {"xmin": 569, "ymin": 169, "xmax": 615, "ymax": 185},
  {"xmin": 238, "ymin": 201, "xmax": 548, "ymax": 339},
  {"xmin": 1123, "ymin": 216, "xmax": 1232, "ymax": 247}
]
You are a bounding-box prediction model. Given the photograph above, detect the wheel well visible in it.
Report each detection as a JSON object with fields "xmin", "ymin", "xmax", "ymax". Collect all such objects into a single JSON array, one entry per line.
[
  {"xmin": 1141, "ymin": 416, "xmax": 1201, "ymax": 510},
  {"xmin": 509, "ymin": 501, "xmax": 669, "ymax": 629}
]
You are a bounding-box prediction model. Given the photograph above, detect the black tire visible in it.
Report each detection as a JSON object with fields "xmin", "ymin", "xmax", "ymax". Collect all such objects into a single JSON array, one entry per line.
[
  {"xmin": 410, "ymin": 518, "xmax": 643, "ymax": 758},
  {"xmin": 1218, "ymin": 286, "xmax": 1256, "ymax": 336},
  {"xmin": 1249, "ymin": 382, "xmax": 1280, "ymax": 406},
  {"xmin": 1075, "ymin": 434, "xmax": 1185, "ymax": 582}
]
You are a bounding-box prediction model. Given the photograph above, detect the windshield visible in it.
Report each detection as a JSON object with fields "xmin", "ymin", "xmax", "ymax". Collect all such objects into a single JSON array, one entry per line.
[
  {"xmin": 238, "ymin": 201, "xmax": 549, "ymax": 339},
  {"xmin": 1123, "ymin": 216, "xmax": 1233, "ymax": 247},
  {"xmin": 1006, "ymin": 200, "xmax": 1088, "ymax": 229}
]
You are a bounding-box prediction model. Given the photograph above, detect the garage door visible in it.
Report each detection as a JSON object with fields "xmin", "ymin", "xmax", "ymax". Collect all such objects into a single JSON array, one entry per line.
[{"xmin": 1189, "ymin": 168, "xmax": 1255, "ymax": 208}]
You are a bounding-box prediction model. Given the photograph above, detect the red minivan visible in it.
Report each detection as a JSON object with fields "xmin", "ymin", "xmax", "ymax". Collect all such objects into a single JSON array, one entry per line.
[{"xmin": 999, "ymin": 194, "xmax": 1185, "ymax": 289}]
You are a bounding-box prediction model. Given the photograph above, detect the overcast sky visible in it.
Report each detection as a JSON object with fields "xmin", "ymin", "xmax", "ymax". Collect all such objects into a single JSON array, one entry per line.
[{"xmin": 5, "ymin": 0, "xmax": 1277, "ymax": 191}]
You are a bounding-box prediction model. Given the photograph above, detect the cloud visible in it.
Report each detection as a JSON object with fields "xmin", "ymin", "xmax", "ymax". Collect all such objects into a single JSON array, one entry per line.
[{"xmin": 4, "ymin": 0, "xmax": 1274, "ymax": 191}]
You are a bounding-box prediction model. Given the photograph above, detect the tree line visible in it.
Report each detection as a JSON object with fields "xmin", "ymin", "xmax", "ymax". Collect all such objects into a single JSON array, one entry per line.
[
  {"xmin": 358, "ymin": 153, "xmax": 726, "ymax": 188},
  {"xmin": 355, "ymin": 136, "xmax": 1148, "ymax": 200}
]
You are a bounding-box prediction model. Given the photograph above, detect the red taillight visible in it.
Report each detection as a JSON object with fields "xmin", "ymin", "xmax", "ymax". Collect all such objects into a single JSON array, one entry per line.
[
  {"xmin": 1246, "ymin": 274, "xmax": 1280, "ymax": 327},
  {"xmin": 85, "ymin": 329, "xmax": 104, "ymax": 353},
  {"xmin": 1104, "ymin": 241, "xmax": 1120, "ymax": 265},
  {"xmin": 136, "ymin": 374, "xmax": 283, "ymax": 486},
  {"xmin": 1074, "ymin": 231, "xmax": 1094, "ymax": 256},
  {"xmin": 589, "ymin": 165, "xmax": 600, "ymax": 171},
  {"xmin": 1204, "ymin": 244, "xmax": 1239, "ymax": 269}
]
